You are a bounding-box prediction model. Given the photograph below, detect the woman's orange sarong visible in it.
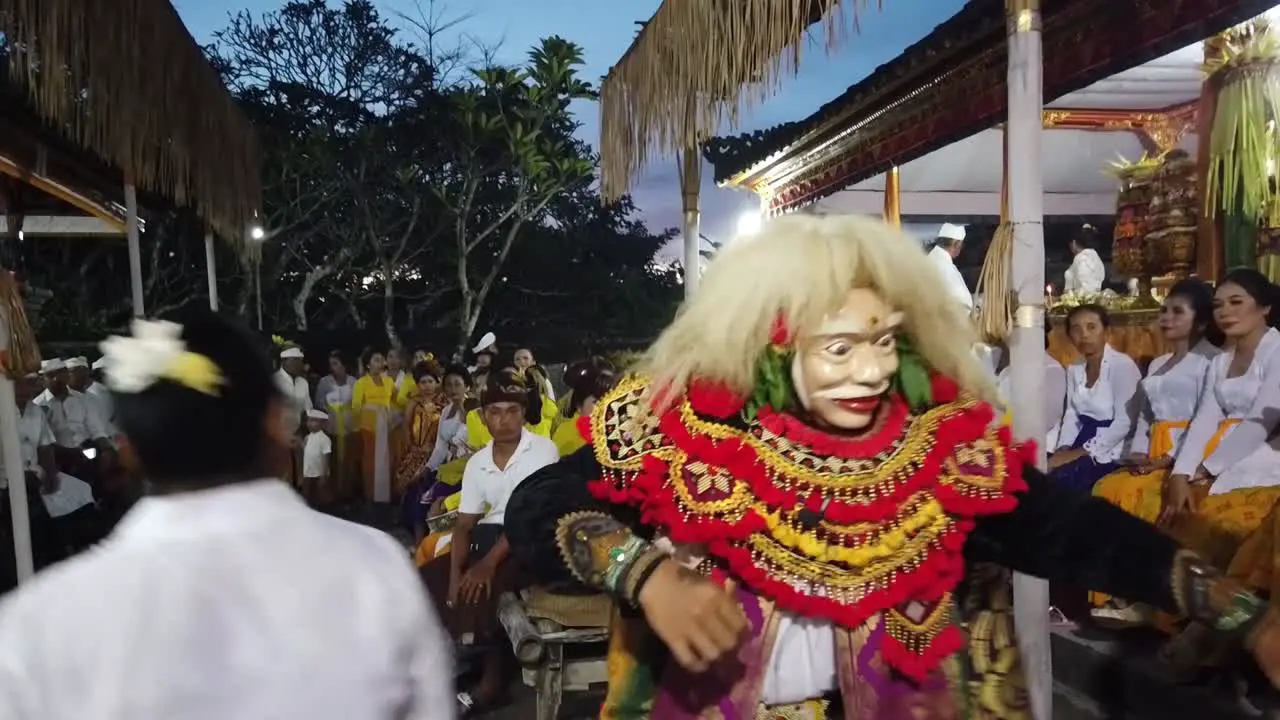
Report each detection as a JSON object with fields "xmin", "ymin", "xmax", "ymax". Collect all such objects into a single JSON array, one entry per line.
[{"xmin": 1091, "ymin": 419, "xmax": 1280, "ymax": 610}]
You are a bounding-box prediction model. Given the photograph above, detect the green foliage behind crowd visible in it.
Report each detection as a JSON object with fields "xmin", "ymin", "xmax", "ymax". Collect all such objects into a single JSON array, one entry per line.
[{"xmin": 24, "ymin": 0, "xmax": 683, "ymax": 360}]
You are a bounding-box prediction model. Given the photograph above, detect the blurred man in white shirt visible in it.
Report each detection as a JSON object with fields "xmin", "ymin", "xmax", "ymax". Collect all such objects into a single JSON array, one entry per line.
[{"xmin": 0, "ymin": 312, "xmax": 453, "ymax": 720}]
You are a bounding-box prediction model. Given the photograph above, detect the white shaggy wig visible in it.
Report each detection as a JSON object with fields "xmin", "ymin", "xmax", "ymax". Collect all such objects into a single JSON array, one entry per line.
[{"xmin": 637, "ymin": 213, "xmax": 997, "ymax": 411}]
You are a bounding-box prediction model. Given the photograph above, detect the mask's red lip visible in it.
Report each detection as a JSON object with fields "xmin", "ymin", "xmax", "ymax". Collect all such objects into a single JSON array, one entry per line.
[{"xmin": 835, "ymin": 397, "xmax": 881, "ymax": 413}]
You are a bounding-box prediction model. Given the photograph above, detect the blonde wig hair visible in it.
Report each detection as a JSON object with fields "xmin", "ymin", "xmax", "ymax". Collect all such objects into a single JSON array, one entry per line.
[{"xmin": 638, "ymin": 213, "xmax": 997, "ymax": 411}]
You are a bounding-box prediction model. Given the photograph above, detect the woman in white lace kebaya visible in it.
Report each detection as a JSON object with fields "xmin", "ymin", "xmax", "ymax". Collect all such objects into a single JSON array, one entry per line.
[
  {"xmin": 1063, "ymin": 224, "xmax": 1107, "ymax": 294},
  {"xmin": 1089, "ymin": 279, "xmax": 1220, "ymax": 621},
  {"xmin": 1158, "ymin": 270, "xmax": 1280, "ymax": 567}
]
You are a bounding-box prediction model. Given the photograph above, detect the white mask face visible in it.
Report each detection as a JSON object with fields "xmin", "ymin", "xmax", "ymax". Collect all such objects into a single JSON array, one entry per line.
[{"xmin": 791, "ymin": 288, "xmax": 903, "ymax": 431}]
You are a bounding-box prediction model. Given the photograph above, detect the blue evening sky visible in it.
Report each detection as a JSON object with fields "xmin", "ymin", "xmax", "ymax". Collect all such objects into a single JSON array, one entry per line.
[{"xmin": 174, "ymin": 0, "xmax": 964, "ymax": 250}]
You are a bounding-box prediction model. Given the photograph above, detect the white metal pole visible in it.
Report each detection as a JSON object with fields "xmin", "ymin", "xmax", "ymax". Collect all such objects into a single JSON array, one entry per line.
[
  {"xmin": 680, "ymin": 146, "xmax": 701, "ymax": 298},
  {"xmin": 125, "ymin": 182, "xmax": 144, "ymax": 317},
  {"xmin": 1005, "ymin": 2, "xmax": 1050, "ymax": 718},
  {"xmin": 1, "ymin": 376, "xmax": 33, "ymax": 583},
  {"xmin": 204, "ymin": 232, "xmax": 219, "ymax": 311}
]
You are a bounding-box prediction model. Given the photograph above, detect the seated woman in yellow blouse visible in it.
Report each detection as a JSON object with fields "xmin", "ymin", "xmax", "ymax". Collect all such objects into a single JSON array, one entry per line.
[{"xmin": 551, "ymin": 358, "xmax": 617, "ymax": 457}]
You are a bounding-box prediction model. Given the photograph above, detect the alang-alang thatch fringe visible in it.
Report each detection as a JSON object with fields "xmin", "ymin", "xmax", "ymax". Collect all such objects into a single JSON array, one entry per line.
[
  {"xmin": 598, "ymin": 0, "xmax": 878, "ymax": 204},
  {"xmin": 0, "ymin": 0, "xmax": 260, "ymax": 249}
]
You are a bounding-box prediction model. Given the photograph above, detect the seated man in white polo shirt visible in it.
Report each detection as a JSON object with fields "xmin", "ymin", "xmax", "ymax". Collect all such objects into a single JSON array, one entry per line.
[{"xmin": 420, "ymin": 368, "xmax": 557, "ymax": 715}]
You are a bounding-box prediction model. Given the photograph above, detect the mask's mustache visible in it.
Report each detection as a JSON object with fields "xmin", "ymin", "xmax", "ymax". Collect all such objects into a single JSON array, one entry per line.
[{"xmin": 812, "ymin": 385, "xmax": 888, "ymax": 401}]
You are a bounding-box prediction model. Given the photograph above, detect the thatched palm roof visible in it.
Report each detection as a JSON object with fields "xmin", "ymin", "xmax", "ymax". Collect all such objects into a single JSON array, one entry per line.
[
  {"xmin": 599, "ymin": 0, "xmax": 866, "ymax": 203},
  {"xmin": 0, "ymin": 0, "xmax": 259, "ymax": 247}
]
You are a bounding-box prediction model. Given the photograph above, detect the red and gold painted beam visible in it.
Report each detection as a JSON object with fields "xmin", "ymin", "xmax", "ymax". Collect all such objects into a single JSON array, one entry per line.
[{"xmin": 1040, "ymin": 101, "xmax": 1198, "ymax": 153}]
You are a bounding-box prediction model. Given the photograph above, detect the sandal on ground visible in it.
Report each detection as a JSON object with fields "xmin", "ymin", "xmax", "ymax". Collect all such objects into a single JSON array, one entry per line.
[
  {"xmin": 1090, "ymin": 601, "xmax": 1151, "ymax": 629},
  {"xmin": 455, "ymin": 690, "xmax": 511, "ymax": 717},
  {"xmin": 1049, "ymin": 605, "xmax": 1075, "ymax": 628}
]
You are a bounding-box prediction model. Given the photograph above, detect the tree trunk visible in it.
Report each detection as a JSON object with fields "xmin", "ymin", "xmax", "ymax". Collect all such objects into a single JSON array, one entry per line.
[
  {"xmin": 383, "ymin": 261, "xmax": 401, "ymax": 349},
  {"xmin": 293, "ymin": 262, "xmax": 339, "ymax": 331}
]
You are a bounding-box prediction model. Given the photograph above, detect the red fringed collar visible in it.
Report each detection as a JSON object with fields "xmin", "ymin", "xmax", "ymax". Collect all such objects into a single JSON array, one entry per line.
[{"xmin": 582, "ymin": 375, "xmax": 1034, "ymax": 682}]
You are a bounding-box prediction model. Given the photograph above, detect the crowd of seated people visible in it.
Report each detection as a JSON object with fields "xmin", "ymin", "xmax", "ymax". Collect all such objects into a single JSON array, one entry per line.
[
  {"xmin": 1001, "ymin": 269, "xmax": 1280, "ymax": 693},
  {"xmin": 0, "ymin": 354, "xmax": 121, "ymax": 590}
]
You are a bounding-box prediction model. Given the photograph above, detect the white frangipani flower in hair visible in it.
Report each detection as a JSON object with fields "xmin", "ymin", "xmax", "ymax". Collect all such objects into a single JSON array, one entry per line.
[{"xmin": 98, "ymin": 319, "xmax": 188, "ymax": 394}]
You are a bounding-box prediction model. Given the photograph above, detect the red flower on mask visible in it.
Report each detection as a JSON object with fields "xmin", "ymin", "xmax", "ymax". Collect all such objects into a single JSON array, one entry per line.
[{"xmin": 769, "ymin": 314, "xmax": 792, "ymax": 347}]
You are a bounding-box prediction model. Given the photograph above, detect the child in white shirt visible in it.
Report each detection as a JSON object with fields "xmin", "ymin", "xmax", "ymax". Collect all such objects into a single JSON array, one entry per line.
[{"xmin": 302, "ymin": 409, "xmax": 332, "ymax": 506}]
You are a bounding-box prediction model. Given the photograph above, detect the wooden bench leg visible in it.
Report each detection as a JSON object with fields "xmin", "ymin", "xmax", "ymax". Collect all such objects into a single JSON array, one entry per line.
[{"xmin": 536, "ymin": 642, "xmax": 564, "ymax": 720}]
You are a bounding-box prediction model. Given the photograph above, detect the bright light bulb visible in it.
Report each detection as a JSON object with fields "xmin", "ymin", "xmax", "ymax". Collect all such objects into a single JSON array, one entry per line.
[
  {"xmin": 250, "ymin": 226, "xmax": 266, "ymax": 241},
  {"xmin": 736, "ymin": 211, "xmax": 763, "ymax": 236}
]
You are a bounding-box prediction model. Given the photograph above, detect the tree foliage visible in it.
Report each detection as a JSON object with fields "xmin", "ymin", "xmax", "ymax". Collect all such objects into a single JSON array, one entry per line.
[{"xmin": 21, "ymin": 0, "xmax": 681, "ymax": 359}]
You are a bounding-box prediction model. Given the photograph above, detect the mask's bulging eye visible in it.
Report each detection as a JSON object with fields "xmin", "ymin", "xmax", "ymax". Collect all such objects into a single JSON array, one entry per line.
[{"xmin": 825, "ymin": 341, "xmax": 853, "ymax": 357}]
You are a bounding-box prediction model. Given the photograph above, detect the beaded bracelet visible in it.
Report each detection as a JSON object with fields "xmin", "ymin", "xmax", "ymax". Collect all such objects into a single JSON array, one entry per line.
[
  {"xmin": 555, "ymin": 510, "xmax": 669, "ymax": 605},
  {"xmin": 1171, "ymin": 549, "xmax": 1267, "ymax": 639}
]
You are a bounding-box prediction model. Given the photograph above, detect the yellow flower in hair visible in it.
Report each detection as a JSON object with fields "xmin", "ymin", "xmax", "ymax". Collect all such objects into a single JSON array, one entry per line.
[
  {"xmin": 161, "ymin": 351, "xmax": 225, "ymax": 397},
  {"xmin": 100, "ymin": 319, "xmax": 226, "ymax": 396}
]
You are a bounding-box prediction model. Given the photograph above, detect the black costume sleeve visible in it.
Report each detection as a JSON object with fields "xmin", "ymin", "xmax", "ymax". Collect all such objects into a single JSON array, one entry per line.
[
  {"xmin": 504, "ymin": 446, "xmax": 613, "ymax": 585},
  {"xmin": 966, "ymin": 464, "xmax": 1179, "ymax": 611},
  {"xmin": 504, "ymin": 446, "xmax": 662, "ymax": 606}
]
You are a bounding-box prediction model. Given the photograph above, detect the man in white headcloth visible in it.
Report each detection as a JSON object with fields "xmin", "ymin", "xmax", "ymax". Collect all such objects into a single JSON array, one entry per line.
[
  {"xmin": 275, "ymin": 346, "xmax": 313, "ymax": 487},
  {"xmin": 928, "ymin": 222, "xmax": 974, "ymax": 313},
  {"xmin": 34, "ymin": 358, "xmax": 113, "ymax": 478},
  {"xmin": 87, "ymin": 356, "xmax": 113, "ymax": 427},
  {"xmin": 469, "ymin": 331, "xmax": 497, "ymax": 374},
  {"xmin": 66, "ymin": 357, "xmax": 113, "ymax": 437},
  {"xmin": 275, "ymin": 346, "xmax": 314, "ymax": 433},
  {"xmin": 12, "ymin": 372, "xmax": 100, "ymax": 555}
]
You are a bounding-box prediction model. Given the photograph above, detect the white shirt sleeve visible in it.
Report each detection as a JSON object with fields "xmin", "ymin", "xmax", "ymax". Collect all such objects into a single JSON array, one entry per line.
[
  {"xmin": 1173, "ymin": 359, "xmax": 1227, "ymax": 477},
  {"xmin": 1057, "ymin": 368, "xmax": 1081, "ymax": 450},
  {"xmin": 1126, "ymin": 357, "xmax": 1164, "ymax": 458},
  {"xmin": 1082, "ymin": 354, "xmax": 1141, "ymax": 463},
  {"xmin": 80, "ymin": 396, "xmax": 110, "ymax": 442},
  {"xmin": 314, "ymin": 376, "xmax": 333, "ymax": 412},
  {"xmin": 526, "ymin": 437, "xmax": 561, "ymax": 478},
  {"xmin": 1203, "ymin": 349, "xmax": 1280, "ymax": 477},
  {"xmin": 1082, "ymin": 250, "xmax": 1107, "ymax": 292},
  {"xmin": 425, "ymin": 419, "xmax": 452, "ymax": 471},
  {"xmin": 35, "ymin": 411, "xmax": 55, "ymax": 449},
  {"xmin": 397, "ymin": 563, "xmax": 455, "ymax": 719},
  {"xmin": 457, "ymin": 458, "xmax": 486, "ymax": 516},
  {"xmin": 1042, "ymin": 361, "xmax": 1066, "ymax": 445}
]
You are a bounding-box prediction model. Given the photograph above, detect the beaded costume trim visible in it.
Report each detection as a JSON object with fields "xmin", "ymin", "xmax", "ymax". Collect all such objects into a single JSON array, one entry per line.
[{"xmin": 582, "ymin": 375, "xmax": 1033, "ymax": 681}]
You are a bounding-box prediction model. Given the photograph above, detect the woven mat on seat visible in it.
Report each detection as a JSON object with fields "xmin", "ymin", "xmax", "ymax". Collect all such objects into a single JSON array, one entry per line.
[{"xmin": 523, "ymin": 587, "xmax": 613, "ymax": 628}]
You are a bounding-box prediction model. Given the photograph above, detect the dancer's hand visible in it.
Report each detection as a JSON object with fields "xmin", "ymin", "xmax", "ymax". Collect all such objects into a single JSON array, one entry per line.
[{"xmin": 638, "ymin": 560, "xmax": 747, "ymax": 673}]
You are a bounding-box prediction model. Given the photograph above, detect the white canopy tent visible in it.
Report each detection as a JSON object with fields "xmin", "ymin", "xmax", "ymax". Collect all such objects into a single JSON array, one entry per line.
[{"xmin": 811, "ymin": 42, "xmax": 1205, "ymax": 218}]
